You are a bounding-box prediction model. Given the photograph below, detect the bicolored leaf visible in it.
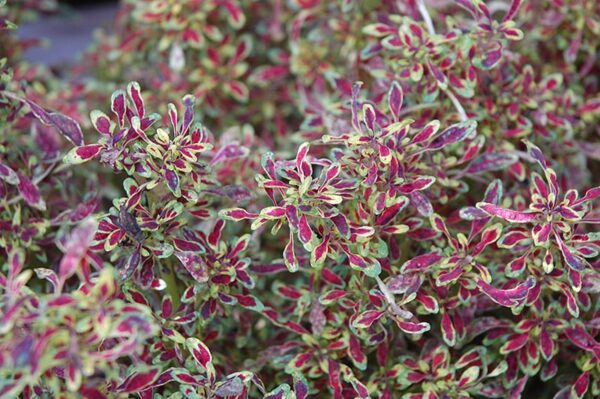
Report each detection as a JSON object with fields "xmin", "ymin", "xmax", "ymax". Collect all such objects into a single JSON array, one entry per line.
[
  {"xmin": 476, "ymin": 202, "xmax": 537, "ymax": 223},
  {"xmin": 186, "ymin": 337, "xmax": 215, "ymax": 379},
  {"xmin": 477, "ymin": 276, "xmax": 535, "ymax": 307},
  {"xmin": 570, "ymin": 372, "xmax": 590, "ymax": 399},
  {"xmin": 388, "ymin": 81, "xmax": 403, "ymax": 121},
  {"xmin": 115, "ymin": 367, "xmax": 161, "ymax": 393},
  {"xmin": 64, "ymin": 144, "xmax": 103, "ymax": 164},
  {"xmin": 394, "ymin": 319, "xmax": 430, "ymax": 334},
  {"xmin": 441, "ymin": 313, "xmax": 457, "ymax": 346},
  {"xmin": 220, "ymin": 208, "xmax": 258, "ymax": 221},
  {"xmin": 429, "ymin": 120, "xmax": 477, "ymax": 150},
  {"xmin": 353, "ymin": 310, "xmax": 385, "ymax": 328},
  {"xmin": 284, "ymin": 231, "xmax": 299, "ymax": 272},
  {"xmin": 555, "ymin": 232, "xmax": 586, "ymax": 271},
  {"xmin": 500, "ymin": 333, "xmax": 529, "ymax": 354},
  {"xmin": 127, "ymin": 81, "xmax": 145, "ymax": 118},
  {"xmin": 401, "ymin": 252, "xmax": 443, "ymax": 272},
  {"xmin": 0, "ymin": 162, "xmax": 18, "ymax": 185},
  {"xmin": 90, "ymin": 110, "xmax": 111, "ymax": 135}
]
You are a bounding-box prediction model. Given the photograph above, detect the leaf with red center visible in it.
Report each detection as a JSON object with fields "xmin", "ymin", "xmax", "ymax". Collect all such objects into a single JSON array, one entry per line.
[
  {"xmin": 223, "ymin": 0, "xmax": 245, "ymax": 28},
  {"xmin": 17, "ymin": 174, "xmax": 46, "ymax": 210},
  {"xmin": 111, "ymin": 89, "xmax": 126, "ymax": 126},
  {"xmin": 570, "ymin": 372, "xmax": 590, "ymax": 399},
  {"xmin": 295, "ymin": 143, "xmax": 312, "ymax": 178},
  {"xmin": 115, "ymin": 367, "xmax": 161, "ymax": 393},
  {"xmin": 327, "ymin": 359, "xmax": 343, "ymax": 399},
  {"xmin": 388, "ymin": 81, "xmax": 403, "ymax": 121},
  {"xmin": 476, "ymin": 202, "xmax": 537, "ymax": 223},
  {"xmin": 394, "ymin": 319, "xmax": 430, "ymax": 334},
  {"xmin": 352, "ymin": 310, "xmax": 385, "ymax": 328},
  {"xmin": 224, "ymin": 80, "xmax": 249, "ymax": 102},
  {"xmin": 186, "ymin": 338, "xmax": 215, "ymax": 380},
  {"xmin": 298, "ymin": 214, "xmax": 313, "ymax": 247},
  {"xmin": 331, "ymin": 213, "xmax": 350, "ymax": 238},
  {"xmin": 531, "ymin": 223, "xmax": 552, "ymax": 246},
  {"xmin": 498, "ymin": 229, "xmax": 530, "ymax": 248},
  {"xmin": 429, "ymin": 120, "xmax": 477, "ymax": 150},
  {"xmin": 397, "ymin": 176, "xmax": 436, "ymax": 194},
  {"xmin": 181, "ymin": 95, "xmax": 195, "ymax": 135},
  {"xmin": 362, "ymin": 103, "xmax": 377, "ymax": 131},
  {"xmin": 540, "ymin": 328, "xmax": 554, "ymax": 360},
  {"xmin": 284, "ymin": 231, "xmax": 299, "ymax": 272},
  {"xmin": 415, "ymin": 292, "xmax": 438, "ymax": 313},
  {"xmin": 556, "ymin": 206, "xmax": 580, "ymax": 221},
  {"xmin": 481, "ymin": 43, "xmax": 503, "ymax": 69},
  {"xmin": 502, "ymin": 0, "xmax": 523, "ymax": 21},
  {"xmin": 343, "ymin": 248, "xmax": 380, "ymax": 277},
  {"xmin": 554, "ymin": 232, "xmax": 586, "ymax": 271},
  {"xmin": 64, "ymin": 144, "xmax": 103, "ymax": 164},
  {"xmin": 412, "ymin": 120, "xmax": 440, "ymax": 144},
  {"xmin": 523, "ymin": 139, "xmax": 548, "ymax": 170},
  {"xmin": 564, "ymin": 325, "xmax": 600, "ymax": 358},
  {"xmin": 127, "ymin": 81, "xmax": 145, "ymax": 118},
  {"xmin": 477, "ymin": 276, "xmax": 535, "ymax": 307},
  {"xmin": 578, "ymin": 186, "xmax": 600, "ymax": 203},
  {"xmin": 500, "ymin": 333, "xmax": 529, "ymax": 354},
  {"xmin": 347, "ymin": 335, "xmax": 367, "ymax": 370},
  {"xmin": 471, "ymin": 223, "xmax": 503, "ymax": 256},
  {"xmin": 310, "ymin": 235, "xmax": 330, "ymax": 268},
  {"xmin": 428, "ymin": 61, "xmax": 447, "ymax": 87},
  {"xmin": 90, "ymin": 110, "xmax": 111, "ymax": 136},
  {"xmin": 220, "ymin": 208, "xmax": 258, "ymax": 221},
  {"xmin": 163, "ymin": 168, "xmax": 180, "ymax": 197},
  {"xmin": 441, "ymin": 312, "xmax": 457, "ymax": 346},
  {"xmin": 458, "ymin": 366, "xmax": 480, "ymax": 388},
  {"xmin": 401, "ymin": 252, "xmax": 443, "ymax": 272}
]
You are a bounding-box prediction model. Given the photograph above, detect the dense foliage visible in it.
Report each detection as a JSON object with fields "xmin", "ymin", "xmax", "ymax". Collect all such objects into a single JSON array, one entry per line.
[{"xmin": 1, "ymin": 0, "xmax": 600, "ymax": 398}]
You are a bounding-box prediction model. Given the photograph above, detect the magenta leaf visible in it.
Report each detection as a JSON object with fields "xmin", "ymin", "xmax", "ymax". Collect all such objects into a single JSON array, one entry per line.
[
  {"xmin": 477, "ymin": 276, "xmax": 536, "ymax": 307},
  {"xmin": 64, "ymin": 144, "xmax": 103, "ymax": 164},
  {"xmin": 401, "ymin": 252, "xmax": 443, "ymax": 272},
  {"xmin": 476, "ymin": 202, "xmax": 537, "ymax": 223}
]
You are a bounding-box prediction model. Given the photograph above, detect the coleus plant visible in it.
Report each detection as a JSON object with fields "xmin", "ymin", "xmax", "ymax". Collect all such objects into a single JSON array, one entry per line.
[{"xmin": 1, "ymin": 0, "xmax": 600, "ymax": 398}]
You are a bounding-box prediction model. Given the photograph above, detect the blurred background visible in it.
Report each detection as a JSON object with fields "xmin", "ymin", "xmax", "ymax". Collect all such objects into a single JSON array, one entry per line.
[{"xmin": 18, "ymin": 0, "xmax": 118, "ymax": 66}]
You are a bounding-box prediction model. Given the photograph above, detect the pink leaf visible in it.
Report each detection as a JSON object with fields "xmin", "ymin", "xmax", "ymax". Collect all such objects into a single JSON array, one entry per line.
[{"xmin": 476, "ymin": 202, "xmax": 537, "ymax": 223}]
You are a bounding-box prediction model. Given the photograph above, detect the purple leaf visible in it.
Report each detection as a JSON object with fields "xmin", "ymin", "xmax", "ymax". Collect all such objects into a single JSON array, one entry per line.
[
  {"xmin": 465, "ymin": 153, "xmax": 518, "ymax": 175},
  {"xmin": 17, "ymin": 174, "xmax": 46, "ymax": 210},
  {"xmin": 388, "ymin": 81, "xmax": 403, "ymax": 121},
  {"xmin": 429, "ymin": 120, "xmax": 477, "ymax": 150}
]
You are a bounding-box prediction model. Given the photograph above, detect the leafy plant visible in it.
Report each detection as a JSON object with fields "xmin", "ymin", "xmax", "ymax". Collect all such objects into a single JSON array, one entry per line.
[{"xmin": 0, "ymin": 0, "xmax": 599, "ymax": 398}]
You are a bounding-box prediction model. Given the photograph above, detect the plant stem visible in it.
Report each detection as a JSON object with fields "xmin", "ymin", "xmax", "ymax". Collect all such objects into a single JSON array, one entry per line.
[{"xmin": 416, "ymin": 0, "xmax": 468, "ymax": 122}]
